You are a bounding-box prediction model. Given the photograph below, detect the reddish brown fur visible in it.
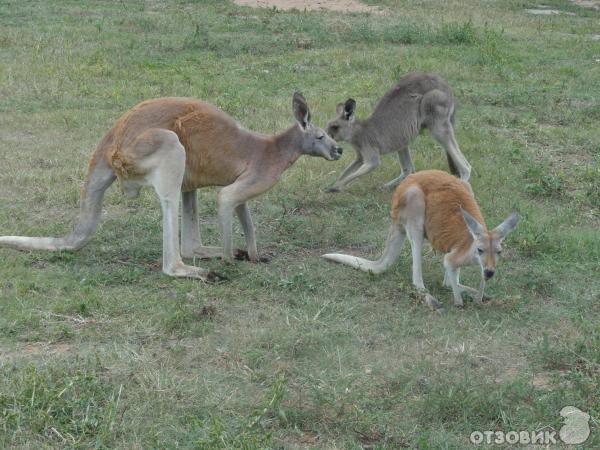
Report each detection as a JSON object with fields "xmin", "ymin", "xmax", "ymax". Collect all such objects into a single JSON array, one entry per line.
[
  {"xmin": 0, "ymin": 94, "xmax": 343, "ymax": 279},
  {"xmin": 391, "ymin": 170, "xmax": 487, "ymax": 255},
  {"xmin": 95, "ymin": 97, "xmax": 274, "ymax": 190},
  {"xmin": 324, "ymin": 169, "xmax": 517, "ymax": 308}
]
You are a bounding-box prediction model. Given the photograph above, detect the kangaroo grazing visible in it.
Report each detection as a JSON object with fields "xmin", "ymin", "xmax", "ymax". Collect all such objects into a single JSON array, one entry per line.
[
  {"xmin": 325, "ymin": 72, "xmax": 471, "ymax": 192},
  {"xmin": 322, "ymin": 170, "xmax": 518, "ymax": 309},
  {"xmin": 0, "ymin": 93, "xmax": 342, "ymax": 280}
]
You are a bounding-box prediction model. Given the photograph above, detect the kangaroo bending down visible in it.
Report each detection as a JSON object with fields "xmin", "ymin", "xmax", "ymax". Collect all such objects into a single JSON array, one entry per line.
[
  {"xmin": 322, "ymin": 170, "xmax": 517, "ymax": 308},
  {"xmin": 0, "ymin": 93, "xmax": 342, "ymax": 280},
  {"xmin": 326, "ymin": 72, "xmax": 471, "ymax": 192}
]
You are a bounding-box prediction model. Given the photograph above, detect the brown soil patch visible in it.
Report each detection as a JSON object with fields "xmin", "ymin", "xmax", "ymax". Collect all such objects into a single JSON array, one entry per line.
[
  {"xmin": 1, "ymin": 342, "xmax": 73, "ymax": 360},
  {"xmin": 571, "ymin": 0, "xmax": 600, "ymax": 9},
  {"xmin": 532, "ymin": 372, "xmax": 552, "ymax": 389},
  {"xmin": 233, "ymin": 0, "xmax": 378, "ymax": 13}
]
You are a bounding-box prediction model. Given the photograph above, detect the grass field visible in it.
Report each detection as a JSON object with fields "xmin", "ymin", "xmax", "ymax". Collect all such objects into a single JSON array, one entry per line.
[{"xmin": 0, "ymin": 0, "xmax": 598, "ymax": 448}]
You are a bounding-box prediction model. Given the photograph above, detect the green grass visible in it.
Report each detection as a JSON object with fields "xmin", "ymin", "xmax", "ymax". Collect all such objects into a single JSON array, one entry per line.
[{"xmin": 1, "ymin": 0, "xmax": 599, "ymax": 448}]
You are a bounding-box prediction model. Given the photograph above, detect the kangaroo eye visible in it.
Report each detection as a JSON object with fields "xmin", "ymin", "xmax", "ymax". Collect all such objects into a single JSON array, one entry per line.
[
  {"xmin": 317, "ymin": 135, "xmax": 325, "ymax": 140},
  {"xmin": 330, "ymin": 125, "xmax": 339, "ymax": 131},
  {"xmin": 496, "ymin": 250, "xmax": 502, "ymax": 255},
  {"xmin": 477, "ymin": 248, "xmax": 484, "ymax": 254}
]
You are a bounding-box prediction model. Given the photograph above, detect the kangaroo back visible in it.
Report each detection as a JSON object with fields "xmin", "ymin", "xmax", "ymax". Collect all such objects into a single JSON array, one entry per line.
[
  {"xmin": 372, "ymin": 72, "xmax": 453, "ymax": 115},
  {"xmin": 391, "ymin": 170, "xmax": 484, "ymax": 254},
  {"xmin": 363, "ymin": 73, "xmax": 451, "ymax": 151}
]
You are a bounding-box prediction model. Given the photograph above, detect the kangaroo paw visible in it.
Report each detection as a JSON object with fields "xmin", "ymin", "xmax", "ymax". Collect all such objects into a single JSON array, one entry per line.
[
  {"xmin": 234, "ymin": 248, "xmax": 271, "ymax": 264},
  {"xmin": 164, "ymin": 264, "xmax": 214, "ymax": 281},
  {"xmin": 424, "ymin": 293, "xmax": 444, "ymax": 311}
]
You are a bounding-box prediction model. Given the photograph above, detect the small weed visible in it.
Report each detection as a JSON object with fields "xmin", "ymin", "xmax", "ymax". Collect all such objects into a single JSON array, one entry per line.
[
  {"xmin": 383, "ymin": 20, "xmax": 478, "ymax": 46},
  {"xmin": 576, "ymin": 164, "xmax": 600, "ymax": 208},
  {"xmin": 438, "ymin": 20, "xmax": 477, "ymax": 45},
  {"xmin": 350, "ymin": 21, "xmax": 377, "ymax": 43},
  {"xmin": 475, "ymin": 27, "xmax": 508, "ymax": 67},
  {"xmin": 163, "ymin": 298, "xmax": 216, "ymax": 335},
  {"xmin": 382, "ymin": 21, "xmax": 426, "ymax": 45},
  {"xmin": 183, "ymin": 23, "xmax": 217, "ymax": 51},
  {"xmin": 524, "ymin": 164, "xmax": 565, "ymax": 197}
]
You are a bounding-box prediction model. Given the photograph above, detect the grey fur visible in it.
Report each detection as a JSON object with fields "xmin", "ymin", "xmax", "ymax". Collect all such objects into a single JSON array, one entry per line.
[
  {"xmin": 494, "ymin": 211, "xmax": 519, "ymax": 240},
  {"xmin": 326, "ymin": 72, "xmax": 471, "ymax": 191}
]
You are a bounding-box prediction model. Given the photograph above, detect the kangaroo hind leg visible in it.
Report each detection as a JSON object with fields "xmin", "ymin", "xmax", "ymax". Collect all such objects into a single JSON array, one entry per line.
[
  {"xmin": 235, "ymin": 203, "xmax": 258, "ymax": 262},
  {"xmin": 402, "ymin": 186, "xmax": 426, "ymax": 291},
  {"xmin": 401, "ymin": 185, "xmax": 443, "ymax": 309},
  {"xmin": 181, "ymin": 189, "xmax": 223, "ymax": 259},
  {"xmin": 422, "ymin": 90, "xmax": 471, "ymax": 181},
  {"xmin": 133, "ymin": 129, "xmax": 213, "ymax": 280}
]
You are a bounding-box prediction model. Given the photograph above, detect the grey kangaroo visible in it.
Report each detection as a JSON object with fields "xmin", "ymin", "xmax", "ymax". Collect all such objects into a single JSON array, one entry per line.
[{"xmin": 326, "ymin": 72, "xmax": 471, "ymax": 192}]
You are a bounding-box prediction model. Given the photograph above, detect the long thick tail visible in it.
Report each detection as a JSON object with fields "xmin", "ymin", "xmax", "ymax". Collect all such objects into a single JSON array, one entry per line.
[
  {"xmin": 446, "ymin": 152, "xmax": 459, "ymax": 176},
  {"xmin": 446, "ymin": 105, "xmax": 460, "ymax": 176},
  {"xmin": 0, "ymin": 151, "xmax": 116, "ymax": 252},
  {"xmin": 322, "ymin": 223, "xmax": 406, "ymax": 274}
]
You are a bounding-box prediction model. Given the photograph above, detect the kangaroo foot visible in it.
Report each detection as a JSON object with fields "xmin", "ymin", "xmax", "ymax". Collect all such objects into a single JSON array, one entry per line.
[
  {"xmin": 234, "ymin": 249, "xmax": 271, "ymax": 263},
  {"xmin": 164, "ymin": 263, "xmax": 217, "ymax": 282}
]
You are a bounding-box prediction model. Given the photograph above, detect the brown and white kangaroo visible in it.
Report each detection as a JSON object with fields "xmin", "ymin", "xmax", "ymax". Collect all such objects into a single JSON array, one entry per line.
[
  {"xmin": 323, "ymin": 170, "xmax": 518, "ymax": 308},
  {"xmin": 0, "ymin": 93, "xmax": 342, "ymax": 280},
  {"xmin": 326, "ymin": 72, "xmax": 471, "ymax": 192}
]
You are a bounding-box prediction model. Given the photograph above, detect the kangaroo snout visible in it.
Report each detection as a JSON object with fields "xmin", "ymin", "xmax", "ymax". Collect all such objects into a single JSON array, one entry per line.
[
  {"xmin": 331, "ymin": 146, "xmax": 343, "ymax": 160},
  {"xmin": 484, "ymin": 269, "xmax": 495, "ymax": 280}
]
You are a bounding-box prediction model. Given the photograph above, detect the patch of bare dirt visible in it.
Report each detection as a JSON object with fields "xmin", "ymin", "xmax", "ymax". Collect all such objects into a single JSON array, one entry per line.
[
  {"xmin": 571, "ymin": 0, "xmax": 600, "ymax": 9},
  {"xmin": 527, "ymin": 2, "xmax": 600, "ymax": 14},
  {"xmin": 233, "ymin": 0, "xmax": 379, "ymax": 13},
  {"xmin": 525, "ymin": 6, "xmax": 575, "ymax": 16},
  {"xmin": 532, "ymin": 372, "xmax": 553, "ymax": 389},
  {"xmin": 2, "ymin": 342, "xmax": 73, "ymax": 360}
]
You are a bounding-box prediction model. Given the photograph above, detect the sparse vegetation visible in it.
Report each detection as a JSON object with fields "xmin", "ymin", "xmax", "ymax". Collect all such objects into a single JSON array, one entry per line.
[{"xmin": 0, "ymin": 0, "xmax": 598, "ymax": 448}]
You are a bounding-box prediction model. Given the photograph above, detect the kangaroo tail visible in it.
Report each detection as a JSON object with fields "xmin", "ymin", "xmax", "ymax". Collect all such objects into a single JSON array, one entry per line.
[
  {"xmin": 450, "ymin": 103, "xmax": 456, "ymax": 127},
  {"xmin": 0, "ymin": 151, "xmax": 116, "ymax": 252},
  {"xmin": 446, "ymin": 104, "xmax": 460, "ymax": 176},
  {"xmin": 446, "ymin": 152, "xmax": 459, "ymax": 176},
  {"xmin": 322, "ymin": 223, "xmax": 406, "ymax": 274}
]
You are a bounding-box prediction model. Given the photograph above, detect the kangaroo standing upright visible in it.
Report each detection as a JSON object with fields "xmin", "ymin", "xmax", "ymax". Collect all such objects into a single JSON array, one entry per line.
[
  {"xmin": 326, "ymin": 72, "xmax": 471, "ymax": 192},
  {"xmin": 0, "ymin": 93, "xmax": 342, "ymax": 280},
  {"xmin": 323, "ymin": 170, "xmax": 517, "ymax": 308}
]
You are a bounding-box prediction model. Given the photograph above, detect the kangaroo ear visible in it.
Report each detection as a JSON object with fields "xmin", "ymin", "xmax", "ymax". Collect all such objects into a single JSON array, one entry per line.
[
  {"xmin": 293, "ymin": 92, "xmax": 311, "ymax": 130},
  {"xmin": 461, "ymin": 207, "xmax": 485, "ymax": 240},
  {"xmin": 336, "ymin": 102, "xmax": 345, "ymax": 115},
  {"xmin": 343, "ymin": 98, "xmax": 356, "ymax": 120},
  {"xmin": 493, "ymin": 211, "xmax": 518, "ymax": 241}
]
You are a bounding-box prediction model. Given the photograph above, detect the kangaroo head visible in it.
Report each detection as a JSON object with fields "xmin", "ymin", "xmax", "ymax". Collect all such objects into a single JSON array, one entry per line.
[
  {"xmin": 293, "ymin": 92, "xmax": 342, "ymax": 161},
  {"xmin": 326, "ymin": 98, "xmax": 356, "ymax": 142},
  {"xmin": 461, "ymin": 208, "xmax": 518, "ymax": 280}
]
